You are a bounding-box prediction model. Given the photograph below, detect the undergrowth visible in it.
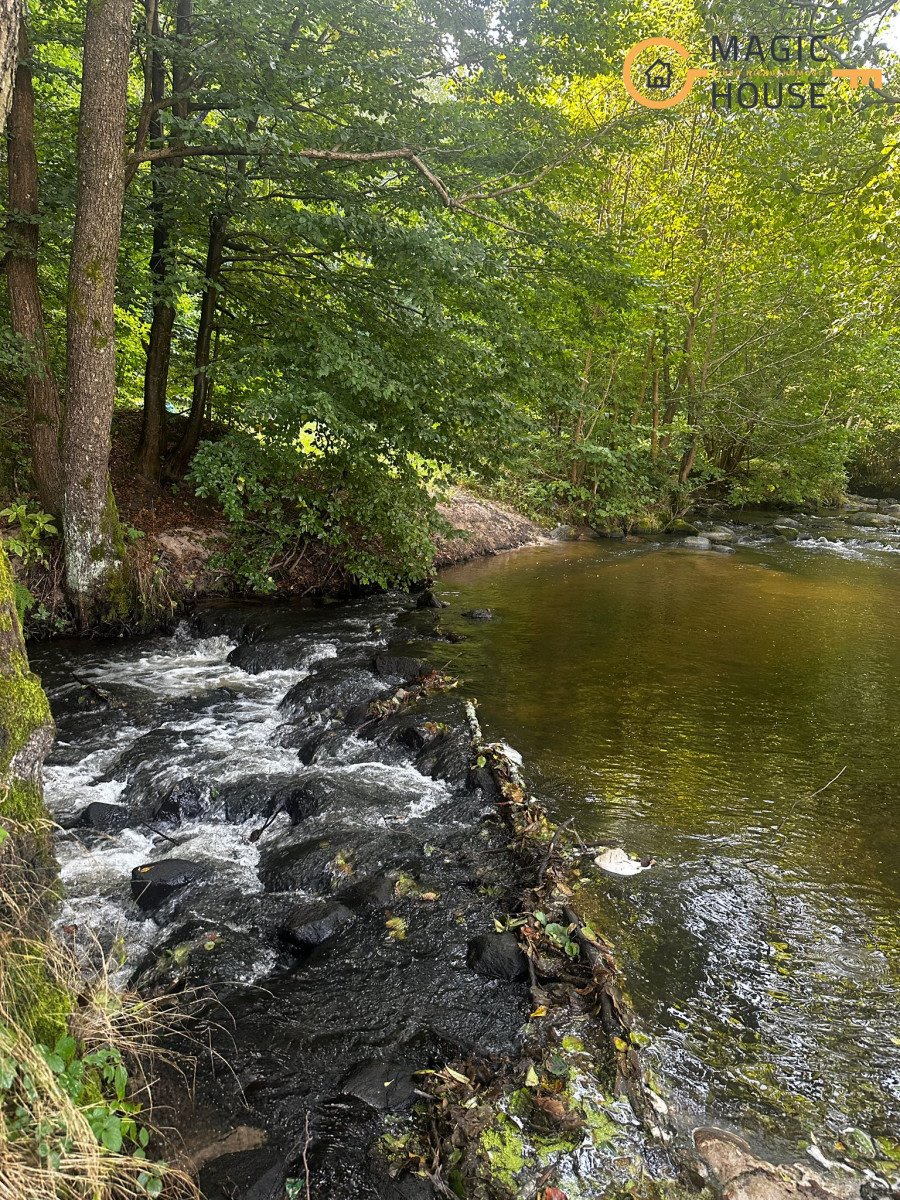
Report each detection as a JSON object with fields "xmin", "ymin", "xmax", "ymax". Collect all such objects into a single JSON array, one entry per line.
[{"xmin": 0, "ymin": 822, "xmax": 199, "ymax": 1200}]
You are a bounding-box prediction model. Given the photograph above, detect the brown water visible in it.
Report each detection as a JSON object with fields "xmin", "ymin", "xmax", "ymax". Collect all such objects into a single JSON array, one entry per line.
[{"xmin": 427, "ymin": 539, "xmax": 900, "ymax": 1169}]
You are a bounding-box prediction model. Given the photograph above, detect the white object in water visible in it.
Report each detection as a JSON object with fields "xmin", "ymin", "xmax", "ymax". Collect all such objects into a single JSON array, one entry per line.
[{"xmin": 595, "ymin": 847, "xmax": 653, "ymax": 876}]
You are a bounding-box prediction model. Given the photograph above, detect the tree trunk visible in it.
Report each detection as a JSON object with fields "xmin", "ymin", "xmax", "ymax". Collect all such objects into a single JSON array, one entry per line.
[
  {"xmin": 136, "ymin": 0, "xmax": 192, "ymax": 486},
  {"xmin": 165, "ymin": 209, "xmax": 226, "ymax": 479},
  {"xmin": 61, "ymin": 0, "xmax": 133, "ymax": 621},
  {"xmin": 0, "ymin": 0, "xmax": 22, "ymax": 129},
  {"xmin": 136, "ymin": 2, "xmax": 174, "ymax": 486},
  {"xmin": 6, "ymin": 25, "xmax": 63, "ymax": 515}
]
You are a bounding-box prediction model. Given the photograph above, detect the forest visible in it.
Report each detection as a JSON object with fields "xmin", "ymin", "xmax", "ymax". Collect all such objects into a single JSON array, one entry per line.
[{"xmin": 0, "ymin": 0, "xmax": 896, "ymax": 628}]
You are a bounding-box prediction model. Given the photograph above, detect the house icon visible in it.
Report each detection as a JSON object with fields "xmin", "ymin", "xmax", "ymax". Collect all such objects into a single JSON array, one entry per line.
[{"xmin": 644, "ymin": 58, "xmax": 673, "ymax": 89}]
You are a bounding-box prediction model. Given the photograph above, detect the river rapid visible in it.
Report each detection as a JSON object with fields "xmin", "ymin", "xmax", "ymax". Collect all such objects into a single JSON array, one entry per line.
[{"xmin": 30, "ymin": 500, "xmax": 900, "ymax": 1197}]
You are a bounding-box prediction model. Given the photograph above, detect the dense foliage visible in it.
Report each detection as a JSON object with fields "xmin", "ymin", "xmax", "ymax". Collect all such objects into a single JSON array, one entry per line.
[{"xmin": 1, "ymin": 0, "xmax": 899, "ymax": 603}]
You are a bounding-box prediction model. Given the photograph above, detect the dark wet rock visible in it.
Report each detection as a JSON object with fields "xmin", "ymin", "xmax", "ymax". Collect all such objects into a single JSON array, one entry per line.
[
  {"xmin": 339, "ymin": 1061, "xmax": 417, "ymax": 1111},
  {"xmin": 133, "ymin": 917, "xmax": 273, "ymax": 992},
  {"xmin": 461, "ymin": 608, "xmax": 493, "ymax": 621},
  {"xmin": 279, "ymin": 664, "xmax": 386, "ymax": 718},
  {"xmin": 280, "ymin": 901, "xmax": 357, "ymax": 952},
  {"xmin": 280, "ymin": 785, "xmax": 321, "ymax": 825},
  {"xmin": 220, "ymin": 777, "xmax": 286, "ymax": 823},
  {"xmin": 466, "ymin": 932, "xmax": 529, "ymax": 982},
  {"xmin": 372, "ymin": 653, "xmax": 428, "ymax": 682},
  {"xmin": 336, "ymin": 874, "xmax": 397, "ymax": 910},
  {"xmin": 442, "ymin": 630, "xmax": 467, "ymax": 643},
  {"xmin": 260, "ymin": 829, "xmax": 424, "ymax": 895},
  {"xmin": 415, "ymin": 589, "xmax": 446, "ymax": 609},
  {"xmin": 774, "ymin": 517, "xmax": 800, "ymax": 529},
  {"xmin": 153, "ymin": 777, "xmax": 206, "ymax": 825},
  {"xmin": 711, "ymin": 543, "xmax": 736, "ymax": 555},
  {"xmin": 226, "ymin": 643, "xmax": 277, "ymax": 674},
  {"xmin": 76, "ymin": 800, "xmax": 130, "ymax": 833},
  {"xmin": 414, "ymin": 727, "xmax": 473, "ymax": 788},
  {"xmin": 200, "ymin": 1145, "xmax": 293, "ymax": 1200},
  {"xmin": 131, "ymin": 858, "xmax": 207, "ymax": 910}
]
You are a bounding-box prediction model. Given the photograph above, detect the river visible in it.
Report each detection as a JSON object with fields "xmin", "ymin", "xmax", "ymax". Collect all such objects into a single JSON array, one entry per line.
[
  {"xmin": 426, "ymin": 525, "xmax": 900, "ymax": 1173},
  {"xmin": 31, "ymin": 508, "xmax": 900, "ymax": 1194}
]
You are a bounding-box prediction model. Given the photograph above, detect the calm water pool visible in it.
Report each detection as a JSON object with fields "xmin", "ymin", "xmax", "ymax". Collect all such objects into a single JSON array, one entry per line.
[{"xmin": 427, "ymin": 538, "xmax": 900, "ymax": 1167}]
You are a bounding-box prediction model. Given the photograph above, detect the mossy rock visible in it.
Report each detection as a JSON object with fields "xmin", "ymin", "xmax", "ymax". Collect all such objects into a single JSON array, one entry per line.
[{"xmin": 664, "ymin": 518, "xmax": 699, "ymax": 535}]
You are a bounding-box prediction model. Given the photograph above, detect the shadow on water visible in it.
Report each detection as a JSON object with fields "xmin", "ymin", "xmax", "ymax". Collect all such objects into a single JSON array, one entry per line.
[{"xmin": 424, "ymin": 538, "xmax": 900, "ymax": 1161}]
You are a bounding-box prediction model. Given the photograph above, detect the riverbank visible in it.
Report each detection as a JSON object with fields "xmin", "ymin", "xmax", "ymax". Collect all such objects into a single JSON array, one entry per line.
[{"xmin": 8, "ymin": 484, "xmax": 545, "ymax": 638}]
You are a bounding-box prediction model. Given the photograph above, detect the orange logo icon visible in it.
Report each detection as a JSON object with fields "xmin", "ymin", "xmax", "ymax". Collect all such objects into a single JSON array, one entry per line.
[{"xmin": 623, "ymin": 38, "xmax": 710, "ymax": 108}]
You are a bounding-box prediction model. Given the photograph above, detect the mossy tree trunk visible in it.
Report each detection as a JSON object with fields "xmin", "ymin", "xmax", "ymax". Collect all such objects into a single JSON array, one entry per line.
[
  {"xmin": 61, "ymin": 0, "xmax": 133, "ymax": 624},
  {"xmin": 0, "ymin": 545, "xmax": 55, "ymax": 844},
  {"xmin": 6, "ymin": 23, "xmax": 64, "ymax": 516}
]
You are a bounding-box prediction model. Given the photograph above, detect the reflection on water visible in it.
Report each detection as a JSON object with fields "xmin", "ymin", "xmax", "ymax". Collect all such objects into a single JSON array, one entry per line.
[{"xmin": 427, "ymin": 541, "xmax": 900, "ymax": 1161}]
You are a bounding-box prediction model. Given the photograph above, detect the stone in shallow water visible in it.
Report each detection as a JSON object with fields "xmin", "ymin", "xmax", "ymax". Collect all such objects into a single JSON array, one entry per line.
[
  {"xmin": 153, "ymin": 777, "xmax": 206, "ymax": 825},
  {"xmin": 683, "ymin": 535, "xmax": 712, "ymax": 549},
  {"xmin": 339, "ymin": 1061, "xmax": 417, "ymax": 1111},
  {"xmin": 462, "ymin": 608, "xmax": 494, "ymax": 621},
  {"xmin": 280, "ymin": 900, "xmax": 357, "ymax": 952},
  {"xmin": 76, "ymin": 800, "xmax": 130, "ymax": 833},
  {"xmin": 131, "ymin": 858, "xmax": 207, "ymax": 910},
  {"xmin": 372, "ymin": 653, "xmax": 428, "ymax": 681},
  {"xmin": 466, "ymin": 932, "xmax": 529, "ymax": 982}
]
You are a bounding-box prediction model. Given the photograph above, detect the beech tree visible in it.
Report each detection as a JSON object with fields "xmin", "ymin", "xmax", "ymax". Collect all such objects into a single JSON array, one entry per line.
[
  {"xmin": 0, "ymin": 0, "xmax": 21, "ymax": 126},
  {"xmin": 6, "ymin": 24, "xmax": 62, "ymax": 515},
  {"xmin": 60, "ymin": 0, "xmax": 134, "ymax": 620}
]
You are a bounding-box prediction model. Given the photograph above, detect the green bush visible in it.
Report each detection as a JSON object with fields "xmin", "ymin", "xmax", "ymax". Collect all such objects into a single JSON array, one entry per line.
[{"xmin": 190, "ymin": 434, "xmax": 439, "ymax": 592}]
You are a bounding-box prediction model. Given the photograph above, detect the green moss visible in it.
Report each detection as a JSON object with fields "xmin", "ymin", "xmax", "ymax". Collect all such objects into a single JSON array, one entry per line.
[
  {"xmin": 477, "ymin": 1114, "xmax": 527, "ymax": 1192},
  {"xmin": 4, "ymin": 950, "xmax": 71, "ymax": 1044}
]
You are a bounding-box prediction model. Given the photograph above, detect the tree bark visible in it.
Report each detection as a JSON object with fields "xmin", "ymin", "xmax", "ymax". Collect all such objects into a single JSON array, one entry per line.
[
  {"xmin": 6, "ymin": 25, "xmax": 63, "ymax": 515},
  {"xmin": 136, "ymin": 0, "xmax": 192, "ymax": 486},
  {"xmin": 136, "ymin": 1, "xmax": 174, "ymax": 486},
  {"xmin": 61, "ymin": 0, "xmax": 133, "ymax": 621},
  {"xmin": 165, "ymin": 208, "xmax": 226, "ymax": 479},
  {"xmin": 0, "ymin": 0, "xmax": 22, "ymax": 130}
]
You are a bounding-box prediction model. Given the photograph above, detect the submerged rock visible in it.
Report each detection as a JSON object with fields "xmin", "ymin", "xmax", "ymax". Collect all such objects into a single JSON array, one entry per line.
[
  {"xmin": 131, "ymin": 858, "xmax": 207, "ymax": 910},
  {"xmin": 462, "ymin": 608, "xmax": 494, "ymax": 621},
  {"xmin": 466, "ymin": 932, "xmax": 529, "ymax": 982},
  {"xmin": 693, "ymin": 1127, "xmax": 847, "ymax": 1200}
]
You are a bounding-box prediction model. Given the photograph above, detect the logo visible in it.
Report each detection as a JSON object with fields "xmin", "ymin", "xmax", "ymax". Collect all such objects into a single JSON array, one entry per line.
[
  {"xmin": 623, "ymin": 34, "xmax": 884, "ymax": 109},
  {"xmin": 622, "ymin": 38, "xmax": 709, "ymax": 109}
]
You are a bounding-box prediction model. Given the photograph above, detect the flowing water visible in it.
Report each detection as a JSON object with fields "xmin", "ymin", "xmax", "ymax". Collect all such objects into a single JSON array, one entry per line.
[
  {"xmin": 426, "ymin": 526, "xmax": 900, "ymax": 1173},
  {"xmin": 30, "ymin": 510, "xmax": 900, "ymax": 1193}
]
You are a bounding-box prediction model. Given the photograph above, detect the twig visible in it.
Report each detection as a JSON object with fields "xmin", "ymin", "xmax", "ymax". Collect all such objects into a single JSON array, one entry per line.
[{"xmin": 536, "ymin": 817, "xmax": 574, "ymax": 885}]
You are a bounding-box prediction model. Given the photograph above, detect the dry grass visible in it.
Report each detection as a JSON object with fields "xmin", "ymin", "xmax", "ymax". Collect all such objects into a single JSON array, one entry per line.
[{"xmin": 0, "ymin": 820, "xmax": 201, "ymax": 1200}]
